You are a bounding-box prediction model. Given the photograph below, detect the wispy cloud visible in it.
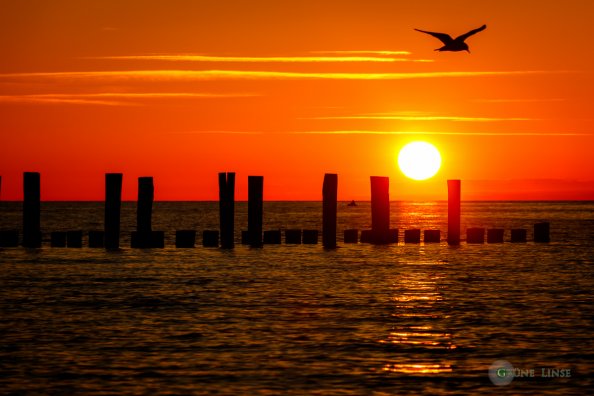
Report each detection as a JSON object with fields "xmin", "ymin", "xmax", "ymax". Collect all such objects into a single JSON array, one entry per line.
[
  {"xmin": 0, "ymin": 69, "xmax": 562, "ymax": 81},
  {"xmin": 310, "ymin": 50, "xmax": 412, "ymax": 55},
  {"xmin": 95, "ymin": 54, "xmax": 431, "ymax": 63},
  {"xmin": 0, "ymin": 92, "xmax": 258, "ymax": 105},
  {"xmin": 475, "ymin": 98, "xmax": 566, "ymax": 103},
  {"xmin": 289, "ymin": 130, "xmax": 588, "ymax": 136},
  {"xmin": 307, "ymin": 112, "xmax": 536, "ymax": 122},
  {"xmin": 168, "ymin": 130, "xmax": 589, "ymax": 137}
]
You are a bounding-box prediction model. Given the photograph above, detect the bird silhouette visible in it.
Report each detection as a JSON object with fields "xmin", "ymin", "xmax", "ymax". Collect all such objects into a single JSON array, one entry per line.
[{"xmin": 415, "ymin": 24, "xmax": 486, "ymax": 53}]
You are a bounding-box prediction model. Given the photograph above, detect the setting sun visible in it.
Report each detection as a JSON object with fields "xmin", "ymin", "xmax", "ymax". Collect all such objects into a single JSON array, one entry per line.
[{"xmin": 398, "ymin": 141, "xmax": 442, "ymax": 180}]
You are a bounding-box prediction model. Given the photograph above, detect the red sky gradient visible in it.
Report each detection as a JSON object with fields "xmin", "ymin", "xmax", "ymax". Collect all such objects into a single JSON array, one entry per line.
[{"xmin": 1, "ymin": 0, "xmax": 593, "ymax": 201}]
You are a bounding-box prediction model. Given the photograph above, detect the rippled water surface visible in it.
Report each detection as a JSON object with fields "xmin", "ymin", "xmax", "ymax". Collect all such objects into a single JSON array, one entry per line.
[{"xmin": 1, "ymin": 202, "xmax": 593, "ymax": 394}]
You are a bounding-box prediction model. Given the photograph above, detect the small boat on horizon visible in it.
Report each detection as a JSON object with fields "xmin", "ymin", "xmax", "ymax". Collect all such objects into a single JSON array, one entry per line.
[{"xmin": 347, "ymin": 200, "xmax": 357, "ymax": 207}]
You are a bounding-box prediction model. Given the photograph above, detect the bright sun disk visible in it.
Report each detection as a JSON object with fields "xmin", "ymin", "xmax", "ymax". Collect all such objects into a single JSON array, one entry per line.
[{"xmin": 398, "ymin": 141, "xmax": 442, "ymax": 180}]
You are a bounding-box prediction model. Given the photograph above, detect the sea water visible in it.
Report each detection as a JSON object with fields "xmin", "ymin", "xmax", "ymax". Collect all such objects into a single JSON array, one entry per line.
[{"xmin": 0, "ymin": 201, "xmax": 593, "ymax": 394}]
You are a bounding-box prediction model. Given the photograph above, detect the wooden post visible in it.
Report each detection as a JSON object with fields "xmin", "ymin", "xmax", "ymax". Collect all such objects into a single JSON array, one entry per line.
[
  {"xmin": 344, "ymin": 229, "xmax": 358, "ymax": 243},
  {"xmin": 404, "ymin": 229, "xmax": 421, "ymax": 243},
  {"xmin": 510, "ymin": 229, "xmax": 527, "ymax": 243},
  {"xmin": 303, "ymin": 229, "xmax": 319, "ymax": 244},
  {"xmin": 424, "ymin": 230, "xmax": 441, "ymax": 243},
  {"xmin": 263, "ymin": 230, "xmax": 281, "ymax": 244},
  {"xmin": 219, "ymin": 172, "xmax": 235, "ymax": 249},
  {"xmin": 66, "ymin": 230, "xmax": 83, "ymax": 248},
  {"xmin": 370, "ymin": 176, "xmax": 390, "ymax": 244},
  {"xmin": 322, "ymin": 173, "xmax": 338, "ymax": 248},
  {"xmin": 137, "ymin": 176, "xmax": 153, "ymax": 232},
  {"xmin": 467, "ymin": 227, "xmax": 485, "ymax": 243},
  {"xmin": 176, "ymin": 230, "xmax": 196, "ymax": 248},
  {"xmin": 285, "ymin": 229, "xmax": 302, "ymax": 244},
  {"xmin": 534, "ymin": 222, "xmax": 550, "ymax": 243},
  {"xmin": 23, "ymin": 172, "xmax": 41, "ymax": 248},
  {"xmin": 248, "ymin": 176, "xmax": 263, "ymax": 247},
  {"xmin": 487, "ymin": 229, "xmax": 504, "ymax": 243},
  {"xmin": 105, "ymin": 173, "xmax": 123, "ymax": 249},
  {"xmin": 88, "ymin": 230, "xmax": 105, "ymax": 248},
  {"xmin": 51, "ymin": 232, "xmax": 67, "ymax": 247},
  {"xmin": 447, "ymin": 180, "xmax": 461, "ymax": 245}
]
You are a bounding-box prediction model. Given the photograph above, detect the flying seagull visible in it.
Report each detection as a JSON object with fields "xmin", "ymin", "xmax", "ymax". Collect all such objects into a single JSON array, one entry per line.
[{"xmin": 415, "ymin": 24, "xmax": 487, "ymax": 52}]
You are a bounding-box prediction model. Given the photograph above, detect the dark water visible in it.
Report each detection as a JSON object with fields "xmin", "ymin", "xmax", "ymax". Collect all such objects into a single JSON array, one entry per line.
[{"xmin": 1, "ymin": 202, "xmax": 593, "ymax": 395}]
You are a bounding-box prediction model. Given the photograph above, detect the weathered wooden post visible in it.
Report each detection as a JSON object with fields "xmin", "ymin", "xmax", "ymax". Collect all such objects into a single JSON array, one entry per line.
[
  {"xmin": 263, "ymin": 230, "xmax": 281, "ymax": 244},
  {"xmin": 132, "ymin": 177, "xmax": 154, "ymax": 248},
  {"xmin": 176, "ymin": 230, "xmax": 196, "ymax": 248},
  {"xmin": 344, "ymin": 229, "xmax": 358, "ymax": 243},
  {"xmin": 219, "ymin": 172, "xmax": 235, "ymax": 249},
  {"xmin": 248, "ymin": 176, "xmax": 263, "ymax": 247},
  {"xmin": 66, "ymin": 230, "xmax": 83, "ymax": 248},
  {"xmin": 467, "ymin": 227, "xmax": 485, "ymax": 243},
  {"xmin": 23, "ymin": 172, "xmax": 41, "ymax": 248},
  {"xmin": 534, "ymin": 222, "xmax": 550, "ymax": 243},
  {"xmin": 88, "ymin": 230, "xmax": 105, "ymax": 248},
  {"xmin": 105, "ymin": 173, "xmax": 123, "ymax": 249},
  {"xmin": 424, "ymin": 229, "xmax": 441, "ymax": 243},
  {"xmin": 203, "ymin": 230, "xmax": 219, "ymax": 247},
  {"xmin": 370, "ymin": 176, "xmax": 390, "ymax": 244},
  {"xmin": 322, "ymin": 173, "xmax": 338, "ymax": 248},
  {"xmin": 447, "ymin": 180, "xmax": 461, "ymax": 245},
  {"xmin": 510, "ymin": 229, "xmax": 527, "ymax": 243},
  {"xmin": 50, "ymin": 231, "xmax": 67, "ymax": 247},
  {"xmin": 285, "ymin": 229, "xmax": 302, "ymax": 244},
  {"xmin": 303, "ymin": 229, "xmax": 319, "ymax": 244},
  {"xmin": 0, "ymin": 230, "xmax": 19, "ymax": 247},
  {"xmin": 404, "ymin": 229, "xmax": 421, "ymax": 243},
  {"xmin": 487, "ymin": 229, "xmax": 504, "ymax": 243}
]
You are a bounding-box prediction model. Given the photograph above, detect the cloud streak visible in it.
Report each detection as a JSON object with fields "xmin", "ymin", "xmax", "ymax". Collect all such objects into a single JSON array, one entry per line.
[
  {"xmin": 0, "ymin": 69, "xmax": 562, "ymax": 82},
  {"xmin": 0, "ymin": 92, "xmax": 258, "ymax": 105},
  {"xmin": 169, "ymin": 130, "xmax": 589, "ymax": 137},
  {"xmin": 307, "ymin": 113, "xmax": 536, "ymax": 122},
  {"xmin": 96, "ymin": 54, "xmax": 432, "ymax": 63},
  {"xmin": 289, "ymin": 130, "xmax": 588, "ymax": 136}
]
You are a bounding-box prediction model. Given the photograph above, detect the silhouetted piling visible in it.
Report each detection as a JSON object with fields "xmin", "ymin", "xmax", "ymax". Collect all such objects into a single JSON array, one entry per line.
[
  {"xmin": 131, "ymin": 231, "xmax": 165, "ymax": 248},
  {"xmin": 404, "ymin": 229, "xmax": 421, "ymax": 244},
  {"xmin": 263, "ymin": 230, "xmax": 281, "ymax": 244},
  {"xmin": 487, "ymin": 229, "xmax": 504, "ymax": 243},
  {"xmin": 88, "ymin": 231, "xmax": 105, "ymax": 248},
  {"xmin": 248, "ymin": 176, "xmax": 264, "ymax": 247},
  {"xmin": 448, "ymin": 180, "xmax": 461, "ymax": 245},
  {"xmin": 134, "ymin": 177, "xmax": 154, "ymax": 248},
  {"xmin": 66, "ymin": 230, "xmax": 83, "ymax": 248},
  {"xmin": 303, "ymin": 230, "xmax": 318, "ymax": 244},
  {"xmin": 389, "ymin": 229, "xmax": 399, "ymax": 243},
  {"xmin": 176, "ymin": 230, "xmax": 196, "ymax": 248},
  {"xmin": 219, "ymin": 172, "xmax": 235, "ymax": 249},
  {"xmin": 370, "ymin": 176, "xmax": 390, "ymax": 244},
  {"xmin": 322, "ymin": 173, "xmax": 338, "ymax": 248},
  {"xmin": 424, "ymin": 230, "xmax": 441, "ymax": 243},
  {"xmin": 285, "ymin": 229, "xmax": 302, "ymax": 244},
  {"xmin": 105, "ymin": 173, "xmax": 123, "ymax": 249},
  {"xmin": 203, "ymin": 230, "xmax": 219, "ymax": 247},
  {"xmin": 0, "ymin": 230, "xmax": 19, "ymax": 247},
  {"xmin": 360, "ymin": 230, "xmax": 373, "ymax": 243},
  {"xmin": 23, "ymin": 172, "xmax": 41, "ymax": 248},
  {"xmin": 51, "ymin": 232, "xmax": 67, "ymax": 247},
  {"xmin": 534, "ymin": 222, "xmax": 550, "ymax": 243},
  {"xmin": 510, "ymin": 229, "xmax": 527, "ymax": 243},
  {"xmin": 241, "ymin": 230, "xmax": 250, "ymax": 245},
  {"xmin": 467, "ymin": 227, "xmax": 485, "ymax": 243},
  {"xmin": 344, "ymin": 229, "xmax": 358, "ymax": 243}
]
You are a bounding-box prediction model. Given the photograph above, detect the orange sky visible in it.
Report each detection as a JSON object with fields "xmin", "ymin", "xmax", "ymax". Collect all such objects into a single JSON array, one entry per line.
[{"xmin": 1, "ymin": 0, "xmax": 593, "ymax": 200}]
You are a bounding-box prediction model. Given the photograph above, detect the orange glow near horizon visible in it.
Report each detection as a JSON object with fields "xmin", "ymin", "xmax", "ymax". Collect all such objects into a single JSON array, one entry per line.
[{"xmin": 1, "ymin": 1, "xmax": 594, "ymax": 200}]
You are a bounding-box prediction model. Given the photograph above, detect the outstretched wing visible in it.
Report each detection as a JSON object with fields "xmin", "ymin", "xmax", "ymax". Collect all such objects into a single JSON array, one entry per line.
[
  {"xmin": 414, "ymin": 29, "xmax": 453, "ymax": 45},
  {"xmin": 455, "ymin": 24, "xmax": 487, "ymax": 42}
]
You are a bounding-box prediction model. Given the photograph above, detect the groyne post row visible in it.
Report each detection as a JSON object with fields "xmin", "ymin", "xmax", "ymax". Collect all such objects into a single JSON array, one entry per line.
[{"xmin": 0, "ymin": 173, "xmax": 551, "ymax": 248}]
